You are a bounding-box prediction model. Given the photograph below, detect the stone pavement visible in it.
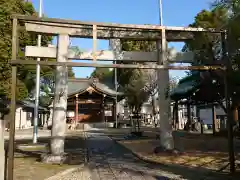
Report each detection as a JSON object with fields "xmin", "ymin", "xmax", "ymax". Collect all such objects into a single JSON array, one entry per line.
[
  {"xmin": 82, "ymin": 132, "xmax": 184, "ymax": 180},
  {"xmin": 57, "ymin": 131, "xmax": 183, "ymax": 180},
  {"xmin": 51, "ymin": 130, "xmax": 238, "ymax": 180}
]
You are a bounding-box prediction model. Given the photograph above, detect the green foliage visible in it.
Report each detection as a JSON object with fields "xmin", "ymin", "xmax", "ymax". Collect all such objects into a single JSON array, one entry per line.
[
  {"xmin": 90, "ymin": 68, "xmax": 114, "ymax": 83},
  {"xmin": 38, "ymin": 67, "xmax": 75, "ymax": 107},
  {"xmin": 0, "ymin": 0, "xmax": 50, "ymax": 99},
  {"xmin": 124, "ymin": 69, "xmax": 151, "ymax": 112},
  {"xmin": 0, "ymin": 0, "xmax": 75, "ymax": 102},
  {"xmin": 91, "ymin": 40, "xmax": 157, "ymax": 88},
  {"xmin": 179, "ymin": 0, "xmax": 240, "ymax": 107},
  {"xmin": 118, "ymin": 41, "xmax": 156, "ymax": 111},
  {"xmin": 183, "ymin": 7, "xmax": 228, "ymax": 65},
  {"xmin": 90, "ymin": 41, "xmax": 156, "ymax": 111},
  {"xmin": 118, "ymin": 40, "xmax": 156, "ymax": 86},
  {"xmin": 169, "ymin": 77, "xmax": 178, "ymax": 92},
  {"xmin": 121, "ymin": 40, "xmax": 156, "ymax": 52}
]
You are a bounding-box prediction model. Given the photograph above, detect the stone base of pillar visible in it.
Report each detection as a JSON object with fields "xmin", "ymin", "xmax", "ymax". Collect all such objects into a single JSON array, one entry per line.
[
  {"xmin": 41, "ymin": 153, "xmax": 69, "ymax": 164},
  {"xmin": 153, "ymin": 146, "xmax": 184, "ymax": 155}
]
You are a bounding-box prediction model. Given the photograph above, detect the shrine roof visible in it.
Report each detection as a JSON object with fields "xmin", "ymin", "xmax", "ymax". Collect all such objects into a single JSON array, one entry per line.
[
  {"xmin": 68, "ymin": 78, "xmax": 123, "ymax": 97},
  {"xmin": 170, "ymin": 72, "xmax": 200, "ymax": 100}
]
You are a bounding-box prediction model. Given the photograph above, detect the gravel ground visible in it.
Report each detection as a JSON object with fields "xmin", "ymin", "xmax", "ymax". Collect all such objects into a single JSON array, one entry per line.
[
  {"xmin": 53, "ymin": 131, "xmax": 184, "ymax": 180},
  {"xmin": 11, "ymin": 128, "xmax": 239, "ymax": 180},
  {"xmin": 86, "ymin": 132, "xmax": 184, "ymax": 180},
  {"xmin": 11, "ymin": 132, "xmax": 86, "ymax": 180},
  {"xmin": 57, "ymin": 167, "xmax": 91, "ymax": 180}
]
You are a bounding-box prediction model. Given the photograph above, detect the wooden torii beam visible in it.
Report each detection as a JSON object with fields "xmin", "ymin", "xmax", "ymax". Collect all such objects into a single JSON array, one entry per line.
[
  {"xmin": 10, "ymin": 14, "xmax": 222, "ymax": 42},
  {"xmin": 18, "ymin": 14, "xmax": 222, "ymax": 64},
  {"xmin": 10, "ymin": 60, "xmax": 225, "ymax": 70},
  {"xmin": 25, "ymin": 46, "xmax": 195, "ymax": 63}
]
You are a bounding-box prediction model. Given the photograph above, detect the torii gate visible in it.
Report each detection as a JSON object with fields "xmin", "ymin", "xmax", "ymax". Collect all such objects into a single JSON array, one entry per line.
[
  {"xmin": 8, "ymin": 15, "xmax": 228, "ymax": 180},
  {"xmin": 24, "ymin": 24, "xmax": 195, "ymax": 150},
  {"xmin": 15, "ymin": 15, "xmax": 222, "ymax": 152},
  {"xmin": 25, "ymin": 33, "xmax": 194, "ymax": 143}
]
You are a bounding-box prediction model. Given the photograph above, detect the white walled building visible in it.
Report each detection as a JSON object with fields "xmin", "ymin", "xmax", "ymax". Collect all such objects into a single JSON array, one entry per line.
[{"xmin": 1, "ymin": 100, "xmax": 48, "ymax": 129}]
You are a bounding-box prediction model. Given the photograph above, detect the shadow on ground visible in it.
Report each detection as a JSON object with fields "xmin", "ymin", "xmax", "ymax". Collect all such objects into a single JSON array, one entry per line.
[
  {"xmin": 5, "ymin": 135, "xmax": 86, "ymax": 165},
  {"xmin": 86, "ymin": 130, "xmax": 240, "ymax": 180}
]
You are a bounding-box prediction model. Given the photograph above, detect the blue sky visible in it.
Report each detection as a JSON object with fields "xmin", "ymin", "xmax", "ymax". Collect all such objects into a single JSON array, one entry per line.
[{"xmin": 31, "ymin": 0, "xmax": 212, "ymax": 80}]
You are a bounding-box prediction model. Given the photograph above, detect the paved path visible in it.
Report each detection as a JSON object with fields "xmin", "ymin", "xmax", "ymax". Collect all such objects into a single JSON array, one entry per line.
[
  {"xmin": 84, "ymin": 132, "xmax": 182, "ymax": 180},
  {"xmin": 57, "ymin": 131, "xmax": 182, "ymax": 180},
  {"xmin": 55, "ymin": 130, "xmax": 236, "ymax": 180}
]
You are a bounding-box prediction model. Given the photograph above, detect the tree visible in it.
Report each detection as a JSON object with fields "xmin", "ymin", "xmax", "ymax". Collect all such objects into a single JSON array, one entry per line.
[
  {"xmin": 38, "ymin": 67, "xmax": 75, "ymax": 108},
  {"xmin": 118, "ymin": 40, "xmax": 156, "ymax": 87},
  {"xmin": 182, "ymin": 4, "xmax": 240, "ymax": 114},
  {"xmin": 0, "ymin": 0, "xmax": 51, "ymax": 100},
  {"xmin": 119, "ymin": 40, "xmax": 178, "ymax": 150},
  {"xmin": 0, "ymin": 1, "xmax": 48, "ymax": 178},
  {"xmin": 0, "ymin": 1, "xmax": 76, "ymax": 168},
  {"xmin": 169, "ymin": 77, "xmax": 178, "ymax": 92},
  {"xmin": 124, "ymin": 69, "xmax": 153, "ymax": 132},
  {"xmin": 90, "ymin": 68, "xmax": 113, "ymax": 83},
  {"xmin": 0, "ymin": 0, "xmax": 75, "ymax": 102}
]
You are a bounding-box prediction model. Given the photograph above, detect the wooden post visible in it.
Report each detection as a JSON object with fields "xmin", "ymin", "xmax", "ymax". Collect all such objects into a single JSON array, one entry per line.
[
  {"xmin": 233, "ymin": 106, "xmax": 238, "ymax": 123},
  {"xmin": 174, "ymin": 101, "xmax": 179, "ymax": 130},
  {"xmin": 7, "ymin": 18, "xmax": 18, "ymax": 180},
  {"xmin": 0, "ymin": 115, "xmax": 5, "ymax": 180},
  {"xmin": 196, "ymin": 105, "xmax": 203, "ymax": 134},
  {"xmin": 101, "ymin": 95, "xmax": 105, "ymax": 123},
  {"xmin": 221, "ymin": 31, "xmax": 235, "ymax": 173},
  {"xmin": 75, "ymin": 94, "xmax": 79, "ymax": 126},
  {"xmin": 151, "ymin": 95, "xmax": 156, "ymax": 125},
  {"xmin": 212, "ymin": 104, "xmax": 217, "ymax": 134},
  {"xmin": 112, "ymin": 100, "xmax": 116, "ymax": 124},
  {"xmin": 196, "ymin": 105, "xmax": 200, "ymax": 120},
  {"xmin": 187, "ymin": 100, "xmax": 191, "ymax": 131}
]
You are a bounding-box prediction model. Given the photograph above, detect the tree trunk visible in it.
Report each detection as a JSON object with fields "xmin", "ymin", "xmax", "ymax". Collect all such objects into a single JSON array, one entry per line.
[
  {"xmin": 157, "ymin": 39, "xmax": 174, "ymax": 150},
  {"xmin": 0, "ymin": 117, "xmax": 5, "ymax": 180},
  {"xmin": 186, "ymin": 101, "xmax": 192, "ymax": 131},
  {"xmin": 47, "ymin": 104, "xmax": 53, "ymax": 129},
  {"xmin": 136, "ymin": 110, "xmax": 140, "ymax": 132},
  {"xmin": 51, "ymin": 35, "xmax": 69, "ymax": 156},
  {"xmin": 233, "ymin": 106, "xmax": 238, "ymax": 123},
  {"xmin": 151, "ymin": 95, "xmax": 156, "ymax": 125}
]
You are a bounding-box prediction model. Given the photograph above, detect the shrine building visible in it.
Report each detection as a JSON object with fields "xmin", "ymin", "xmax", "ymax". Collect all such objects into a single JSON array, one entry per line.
[{"xmin": 67, "ymin": 78, "xmax": 122, "ymax": 124}]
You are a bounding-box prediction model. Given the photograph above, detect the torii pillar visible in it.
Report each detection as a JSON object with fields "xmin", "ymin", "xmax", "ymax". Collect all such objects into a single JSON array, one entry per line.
[
  {"xmin": 109, "ymin": 39, "xmax": 123, "ymax": 127},
  {"xmin": 42, "ymin": 34, "xmax": 69, "ymax": 163},
  {"xmin": 157, "ymin": 28, "xmax": 174, "ymax": 150}
]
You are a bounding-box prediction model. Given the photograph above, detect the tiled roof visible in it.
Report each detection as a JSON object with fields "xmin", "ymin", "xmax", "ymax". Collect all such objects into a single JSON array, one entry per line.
[
  {"xmin": 0, "ymin": 99, "xmax": 47, "ymax": 111},
  {"xmin": 170, "ymin": 72, "xmax": 200, "ymax": 100},
  {"xmin": 68, "ymin": 78, "xmax": 123, "ymax": 97},
  {"xmin": 68, "ymin": 79, "xmax": 90, "ymax": 96},
  {"xmin": 20, "ymin": 100, "xmax": 47, "ymax": 111}
]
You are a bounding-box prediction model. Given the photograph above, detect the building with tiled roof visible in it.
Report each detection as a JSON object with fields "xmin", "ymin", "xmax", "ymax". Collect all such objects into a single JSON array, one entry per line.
[{"xmin": 67, "ymin": 78, "xmax": 122, "ymax": 124}]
